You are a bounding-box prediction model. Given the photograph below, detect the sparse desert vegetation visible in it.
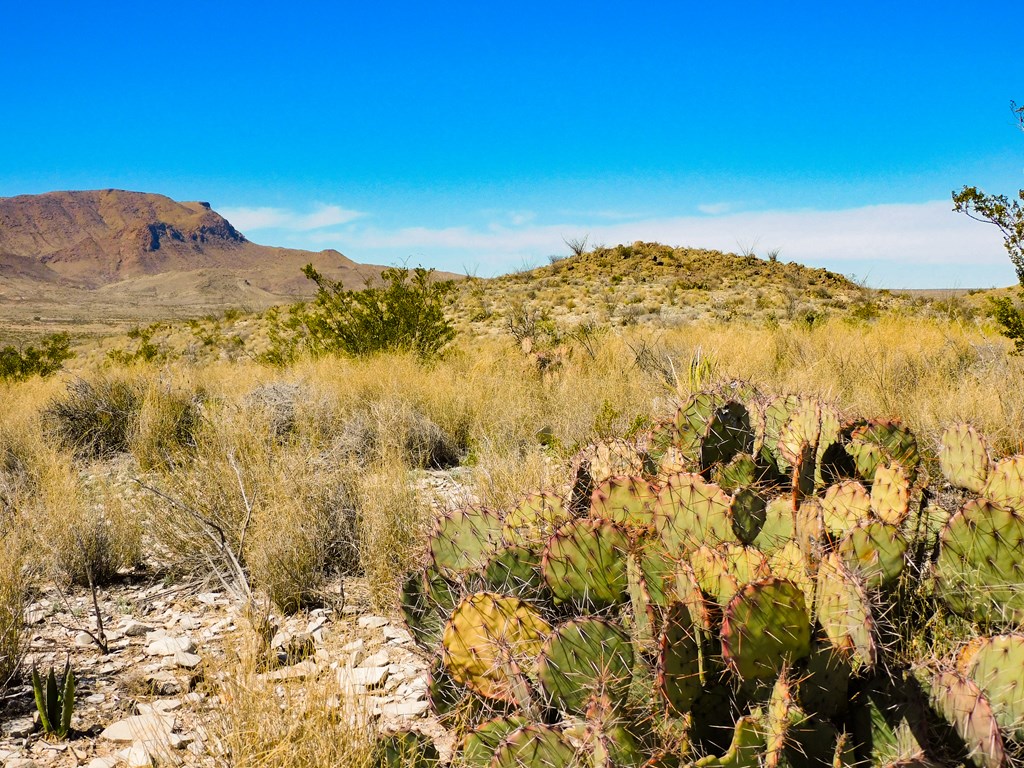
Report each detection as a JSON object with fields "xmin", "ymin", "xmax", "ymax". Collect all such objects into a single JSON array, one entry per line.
[{"xmin": 4, "ymin": 243, "xmax": 1024, "ymax": 766}]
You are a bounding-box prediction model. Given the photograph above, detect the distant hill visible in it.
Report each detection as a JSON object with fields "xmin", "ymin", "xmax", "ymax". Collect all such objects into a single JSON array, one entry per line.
[{"xmin": 0, "ymin": 190, "xmax": 423, "ymax": 340}]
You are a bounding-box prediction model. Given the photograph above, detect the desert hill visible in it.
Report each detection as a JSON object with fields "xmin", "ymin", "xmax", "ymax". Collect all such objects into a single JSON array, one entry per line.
[{"xmin": 0, "ymin": 190, "xmax": 407, "ymax": 340}]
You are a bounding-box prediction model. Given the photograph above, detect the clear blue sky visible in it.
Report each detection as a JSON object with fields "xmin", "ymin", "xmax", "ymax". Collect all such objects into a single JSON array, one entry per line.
[{"xmin": 2, "ymin": 2, "xmax": 1022, "ymax": 287}]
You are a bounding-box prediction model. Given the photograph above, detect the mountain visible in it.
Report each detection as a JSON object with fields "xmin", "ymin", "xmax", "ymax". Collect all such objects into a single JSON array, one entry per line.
[
  {"xmin": 0, "ymin": 190, "xmax": 411, "ymax": 338},
  {"xmin": 0, "ymin": 189, "xmax": 378, "ymax": 291}
]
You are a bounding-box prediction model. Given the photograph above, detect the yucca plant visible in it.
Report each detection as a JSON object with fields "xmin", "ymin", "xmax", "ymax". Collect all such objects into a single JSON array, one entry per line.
[{"xmin": 31, "ymin": 658, "xmax": 75, "ymax": 739}]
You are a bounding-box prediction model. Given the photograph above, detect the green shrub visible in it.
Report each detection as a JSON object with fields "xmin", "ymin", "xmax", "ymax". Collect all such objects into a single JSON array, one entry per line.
[
  {"xmin": 0, "ymin": 333, "xmax": 74, "ymax": 381},
  {"xmin": 289, "ymin": 265, "xmax": 456, "ymax": 359}
]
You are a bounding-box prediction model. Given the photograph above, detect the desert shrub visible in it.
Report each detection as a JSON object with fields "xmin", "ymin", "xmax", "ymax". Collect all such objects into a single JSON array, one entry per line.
[
  {"xmin": 289, "ymin": 264, "xmax": 456, "ymax": 359},
  {"xmin": 0, "ymin": 333, "xmax": 74, "ymax": 382},
  {"xmin": 0, "ymin": 533, "xmax": 26, "ymax": 691},
  {"xmin": 334, "ymin": 398, "xmax": 463, "ymax": 469},
  {"xmin": 354, "ymin": 456, "xmax": 433, "ymax": 609},
  {"xmin": 132, "ymin": 381, "xmax": 204, "ymax": 470},
  {"xmin": 244, "ymin": 381, "xmax": 301, "ymax": 441},
  {"xmin": 146, "ymin": 407, "xmax": 358, "ymax": 612},
  {"xmin": 42, "ymin": 376, "xmax": 143, "ymax": 460},
  {"xmin": 210, "ymin": 624, "xmax": 374, "ymax": 768}
]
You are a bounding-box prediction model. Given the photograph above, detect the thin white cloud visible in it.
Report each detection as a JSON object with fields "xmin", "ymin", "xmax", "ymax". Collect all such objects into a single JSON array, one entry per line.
[
  {"xmin": 698, "ymin": 202, "xmax": 733, "ymax": 215},
  {"xmin": 220, "ymin": 203, "xmax": 364, "ymax": 232}
]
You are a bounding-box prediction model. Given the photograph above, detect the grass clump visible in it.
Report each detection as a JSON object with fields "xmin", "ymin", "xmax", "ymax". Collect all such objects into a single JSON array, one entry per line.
[
  {"xmin": 42, "ymin": 376, "xmax": 143, "ymax": 460},
  {"xmin": 0, "ymin": 532, "xmax": 27, "ymax": 691},
  {"xmin": 132, "ymin": 379, "xmax": 204, "ymax": 470}
]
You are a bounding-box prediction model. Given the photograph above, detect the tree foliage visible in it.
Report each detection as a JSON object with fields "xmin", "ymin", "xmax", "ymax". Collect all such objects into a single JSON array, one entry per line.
[
  {"xmin": 279, "ymin": 265, "xmax": 456, "ymax": 360},
  {"xmin": 0, "ymin": 333, "xmax": 74, "ymax": 381},
  {"xmin": 953, "ymin": 100, "xmax": 1024, "ymax": 350}
]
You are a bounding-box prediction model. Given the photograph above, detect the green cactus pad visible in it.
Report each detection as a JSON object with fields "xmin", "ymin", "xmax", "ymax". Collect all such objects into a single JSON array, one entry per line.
[
  {"xmin": 430, "ymin": 505, "xmax": 503, "ymax": 576},
  {"xmin": 939, "ymin": 423, "xmax": 991, "ymax": 493},
  {"xmin": 656, "ymin": 601, "xmax": 703, "ymax": 715},
  {"xmin": 713, "ymin": 453, "xmax": 759, "ymax": 492},
  {"xmin": 751, "ymin": 496, "xmax": 796, "ymax": 554},
  {"xmin": 934, "ymin": 499, "xmax": 1024, "ymax": 624},
  {"xmin": 635, "ymin": 537, "xmax": 676, "ymax": 608},
  {"xmin": 654, "ymin": 473, "xmax": 735, "ymax": 556},
  {"xmin": 577, "ymin": 439, "xmax": 649, "ymax": 484},
  {"xmin": 442, "ymin": 592, "xmax": 552, "ymax": 704},
  {"xmin": 694, "ymin": 716, "xmax": 763, "ymax": 768},
  {"xmin": 479, "ymin": 545, "xmax": 547, "ymax": 599},
  {"xmin": 427, "ymin": 654, "xmax": 481, "ymax": 725},
  {"xmin": 720, "ymin": 578, "xmax": 811, "ymax": 681},
  {"xmin": 373, "ymin": 731, "xmax": 440, "ymax": 768},
  {"xmin": 869, "ymin": 463, "xmax": 910, "ymax": 525},
  {"xmin": 491, "ymin": 725, "xmax": 577, "ymax": 768},
  {"xmin": 460, "ymin": 716, "xmax": 531, "ymax": 768},
  {"xmin": 982, "ymin": 455, "xmax": 1024, "ymax": 512},
  {"xmin": 759, "ymin": 394, "xmax": 803, "ymax": 472},
  {"xmin": 536, "ymin": 617, "xmax": 634, "ymax": 716},
  {"xmin": 502, "ymin": 492, "xmax": 569, "ymax": 548},
  {"xmin": 691, "ymin": 543, "xmax": 770, "ymax": 609},
  {"xmin": 674, "ymin": 393, "xmax": 725, "ymax": 463},
  {"xmin": 767, "ymin": 541, "xmax": 815, "ymax": 610},
  {"xmin": 847, "ymin": 418, "xmax": 920, "ymax": 483},
  {"xmin": 958, "ymin": 634, "xmax": 1024, "ymax": 741},
  {"xmin": 700, "ymin": 401, "xmax": 755, "ymax": 470},
  {"xmin": 777, "ymin": 400, "xmax": 820, "ymax": 469},
  {"xmin": 401, "ymin": 566, "xmax": 460, "ymax": 648},
  {"xmin": 837, "ymin": 520, "xmax": 907, "ymax": 589},
  {"xmin": 794, "ymin": 498, "xmax": 825, "ymax": 571},
  {"xmin": 541, "ymin": 518, "xmax": 630, "ymax": 610},
  {"xmin": 590, "ymin": 475, "xmax": 658, "ymax": 531},
  {"xmin": 730, "ymin": 488, "xmax": 767, "ymax": 545},
  {"xmin": 586, "ymin": 724, "xmax": 649, "ymax": 768},
  {"xmin": 814, "ymin": 554, "xmax": 876, "ymax": 671},
  {"xmin": 798, "ymin": 638, "xmax": 852, "ymax": 719},
  {"xmin": 916, "ymin": 666, "xmax": 1005, "ymax": 768},
  {"xmin": 764, "ymin": 673, "xmax": 798, "ymax": 768},
  {"xmin": 820, "ymin": 480, "xmax": 871, "ymax": 539}
]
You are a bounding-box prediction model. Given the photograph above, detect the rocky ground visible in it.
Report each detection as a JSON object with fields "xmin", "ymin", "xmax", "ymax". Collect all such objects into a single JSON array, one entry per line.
[{"xmin": 0, "ymin": 470, "xmax": 471, "ymax": 768}]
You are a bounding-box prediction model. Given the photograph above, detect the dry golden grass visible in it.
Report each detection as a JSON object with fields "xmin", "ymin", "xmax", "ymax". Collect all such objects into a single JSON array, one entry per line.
[{"xmin": 0, "ymin": 531, "xmax": 27, "ymax": 690}]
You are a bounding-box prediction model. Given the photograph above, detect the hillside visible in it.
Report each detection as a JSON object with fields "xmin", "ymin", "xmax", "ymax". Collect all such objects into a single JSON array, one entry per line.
[
  {"xmin": 0, "ymin": 190, "xmax": 397, "ymax": 340},
  {"xmin": 454, "ymin": 241, "xmax": 897, "ymax": 333}
]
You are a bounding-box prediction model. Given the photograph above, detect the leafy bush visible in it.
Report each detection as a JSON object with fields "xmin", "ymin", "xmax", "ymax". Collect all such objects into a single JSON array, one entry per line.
[
  {"xmin": 281, "ymin": 265, "xmax": 456, "ymax": 360},
  {"xmin": 42, "ymin": 377, "xmax": 143, "ymax": 460},
  {"xmin": 0, "ymin": 333, "xmax": 73, "ymax": 381}
]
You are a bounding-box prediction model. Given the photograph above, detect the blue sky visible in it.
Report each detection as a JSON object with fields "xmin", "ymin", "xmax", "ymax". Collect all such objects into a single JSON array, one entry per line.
[{"xmin": 2, "ymin": 2, "xmax": 1022, "ymax": 287}]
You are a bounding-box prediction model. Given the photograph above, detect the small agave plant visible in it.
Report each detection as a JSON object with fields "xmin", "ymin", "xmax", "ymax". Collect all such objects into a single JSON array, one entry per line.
[{"xmin": 31, "ymin": 658, "xmax": 76, "ymax": 740}]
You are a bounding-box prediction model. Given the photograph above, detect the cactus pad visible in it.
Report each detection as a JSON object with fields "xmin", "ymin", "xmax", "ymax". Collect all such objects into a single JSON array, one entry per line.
[
  {"xmin": 502, "ymin": 492, "xmax": 569, "ymax": 548},
  {"xmin": 491, "ymin": 725, "xmax": 577, "ymax": 768},
  {"xmin": 479, "ymin": 545, "xmax": 546, "ymax": 598},
  {"xmin": 430, "ymin": 505, "xmax": 502, "ymax": 576},
  {"xmin": 982, "ymin": 455, "xmax": 1024, "ymax": 512},
  {"xmin": 700, "ymin": 401, "xmax": 754, "ymax": 470},
  {"xmin": 814, "ymin": 554, "xmax": 876, "ymax": 671},
  {"xmin": 934, "ymin": 499, "xmax": 1024, "ymax": 624},
  {"xmin": 939, "ymin": 423, "xmax": 991, "ymax": 493},
  {"xmin": 820, "ymin": 480, "xmax": 871, "ymax": 539},
  {"xmin": 656, "ymin": 601, "xmax": 703, "ymax": 715},
  {"xmin": 847, "ymin": 419, "xmax": 920, "ymax": 482},
  {"xmin": 730, "ymin": 488, "xmax": 767, "ymax": 545},
  {"xmin": 674, "ymin": 392, "xmax": 725, "ymax": 463},
  {"xmin": 837, "ymin": 520, "xmax": 907, "ymax": 589},
  {"xmin": 751, "ymin": 496, "xmax": 796, "ymax": 554},
  {"xmin": 713, "ymin": 453, "xmax": 759, "ymax": 492},
  {"xmin": 869, "ymin": 463, "xmax": 910, "ymax": 526},
  {"xmin": 694, "ymin": 716, "xmax": 763, "ymax": 768},
  {"xmin": 541, "ymin": 518, "xmax": 630, "ymax": 609},
  {"xmin": 442, "ymin": 592, "xmax": 552, "ymax": 703},
  {"xmin": 373, "ymin": 731, "xmax": 440, "ymax": 768},
  {"xmin": 537, "ymin": 617, "xmax": 634, "ymax": 716},
  {"xmin": 691, "ymin": 543, "xmax": 770, "ymax": 609},
  {"xmin": 720, "ymin": 578, "xmax": 811, "ymax": 681},
  {"xmin": 917, "ymin": 666, "xmax": 1005, "ymax": 768},
  {"xmin": 461, "ymin": 717, "xmax": 530, "ymax": 768},
  {"xmin": 590, "ymin": 475, "xmax": 658, "ymax": 531},
  {"xmin": 655, "ymin": 473, "xmax": 735, "ymax": 555},
  {"xmin": 958, "ymin": 634, "xmax": 1024, "ymax": 741}
]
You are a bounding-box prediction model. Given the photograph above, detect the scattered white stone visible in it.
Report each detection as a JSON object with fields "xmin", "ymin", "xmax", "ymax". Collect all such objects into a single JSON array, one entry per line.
[
  {"xmin": 196, "ymin": 592, "xmax": 221, "ymax": 606},
  {"xmin": 4, "ymin": 718, "xmax": 34, "ymax": 738},
  {"xmin": 86, "ymin": 757, "xmax": 119, "ymax": 768},
  {"xmin": 362, "ymin": 650, "xmax": 390, "ymax": 667},
  {"xmin": 257, "ymin": 660, "xmax": 318, "ymax": 682},
  {"xmin": 101, "ymin": 714, "xmax": 175, "ymax": 743},
  {"xmin": 168, "ymin": 732, "xmax": 194, "ymax": 750},
  {"xmin": 306, "ymin": 616, "xmax": 327, "ymax": 634},
  {"xmin": 337, "ymin": 666, "xmax": 389, "ymax": 691},
  {"xmin": 357, "ymin": 616, "xmax": 388, "ymax": 629},
  {"xmin": 146, "ymin": 636, "xmax": 194, "ymax": 657},
  {"xmin": 154, "ymin": 699, "xmax": 183, "ymax": 713},
  {"xmin": 173, "ymin": 651, "xmax": 202, "ymax": 669},
  {"xmin": 120, "ymin": 742, "xmax": 153, "ymax": 768},
  {"xmin": 86, "ymin": 693, "xmax": 106, "ymax": 705},
  {"xmin": 74, "ymin": 631, "xmax": 95, "ymax": 647},
  {"xmin": 383, "ymin": 625, "xmax": 412, "ymax": 643},
  {"xmin": 4, "ymin": 758, "xmax": 40, "ymax": 768},
  {"xmin": 379, "ymin": 699, "xmax": 429, "ymax": 718},
  {"xmin": 341, "ymin": 639, "xmax": 364, "ymax": 653}
]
